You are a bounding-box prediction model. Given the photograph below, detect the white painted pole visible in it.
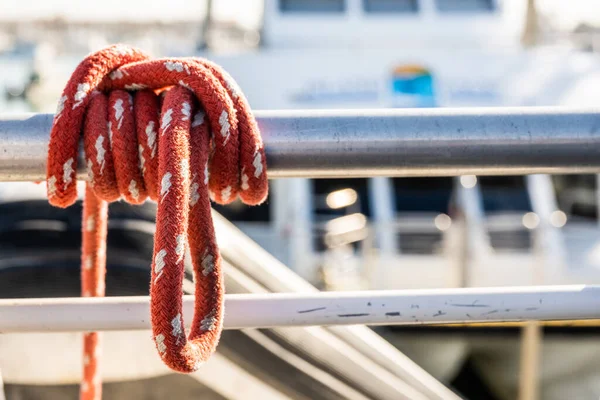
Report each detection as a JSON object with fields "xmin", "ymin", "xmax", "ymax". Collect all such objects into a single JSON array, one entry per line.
[
  {"xmin": 1, "ymin": 285, "xmax": 600, "ymax": 333},
  {"xmin": 0, "ymin": 368, "xmax": 5, "ymax": 400}
]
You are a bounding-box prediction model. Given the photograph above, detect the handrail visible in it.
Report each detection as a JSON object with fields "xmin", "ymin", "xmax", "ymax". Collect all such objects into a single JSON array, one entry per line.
[
  {"xmin": 1, "ymin": 285, "xmax": 599, "ymax": 332},
  {"xmin": 1, "ymin": 107, "xmax": 600, "ymax": 181}
]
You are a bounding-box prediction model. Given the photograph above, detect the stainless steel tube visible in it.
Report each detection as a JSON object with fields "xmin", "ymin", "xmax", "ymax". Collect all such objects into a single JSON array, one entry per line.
[
  {"xmin": 1, "ymin": 107, "xmax": 600, "ymax": 181},
  {"xmin": 1, "ymin": 285, "xmax": 599, "ymax": 332}
]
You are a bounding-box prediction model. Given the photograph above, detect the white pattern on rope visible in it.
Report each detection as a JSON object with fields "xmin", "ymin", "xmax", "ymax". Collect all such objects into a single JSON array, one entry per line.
[
  {"xmin": 190, "ymin": 179, "xmax": 200, "ymax": 207},
  {"xmin": 253, "ymin": 151, "xmax": 263, "ymax": 178},
  {"xmin": 87, "ymin": 159, "xmax": 94, "ymax": 183},
  {"xmin": 204, "ymin": 163, "xmax": 209, "ymax": 185},
  {"xmin": 139, "ymin": 144, "xmax": 146, "ymax": 172},
  {"xmin": 181, "ymin": 102, "xmax": 191, "ymax": 121},
  {"xmin": 113, "ymin": 99, "xmax": 125, "ymax": 130},
  {"xmin": 178, "ymin": 80, "xmax": 192, "ymax": 90},
  {"xmin": 221, "ymin": 186, "xmax": 232, "ymax": 202},
  {"xmin": 63, "ymin": 158, "xmax": 75, "ymax": 190},
  {"xmin": 192, "ymin": 111, "xmax": 205, "ymax": 128},
  {"xmin": 109, "ymin": 69, "xmax": 128, "ymax": 80},
  {"xmin": 47, "ymin": 176, "xmax": 57, "ymax": 197},
  {"xmin": 73, "ymin": 83, "xmax": 90, "ymax": 109},
  {"xmin": 145, "ymin": 121, "xmax": 157, "ymax": 158},
  {"xmin": 154, "ymin": 249, "xmax": 167, "ymax": 283},
  {"xmin": 129, "ymin": 179, "xmax": 139, "ymax": 201},
  {"xmin": 55, "ymin": 95, "xmax": 67, "ymax": 121},
  {"xmin": 125, "ymin": 83, "xmax": 147, "ymax": 90},
  {"xmin": 165, "ymin": 61, "xmax": 190, "ymax": 75},
  {"xmin": 95, "ymin": 135, "xmax": 106, "ymax": 174},
  {"xmin": 224, "ymin": 76, "xmax": 240, "ymax": 99},
  {"xmin": 201, "ymin": 309, "xmax": 217, "ymax": 331},
  {"xmin": 202, "ymin": 252, "xmax": 214, "ymax": 276},
  {"xmin": 171, "ymin": 313, "xmax": 184, "ymax": 340},
  {"xmin": 175, "ymin": 234, "xmax": 185, "ymax": 263},
  {"xmin": 155, "ymin": 334, "xmax": 167, "ymax": 354},
  {"xmin": 160, "ymin": 172, "xmax": 172, "ymax": 201},
  {"xmin": 219, "ymin": 110, "xmax": 231, "ymax": 144},
  {"xmin": 161, "ymin": 109, "xmax": 173, "ymax": 133}
]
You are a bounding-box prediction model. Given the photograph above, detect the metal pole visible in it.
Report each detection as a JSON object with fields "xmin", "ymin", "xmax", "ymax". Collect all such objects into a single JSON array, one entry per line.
[
  {"xmin": 0, "ymin": 368, "xmax": 5, "ymax": 400},
  {"xmin": 1, "ymin": 285, "xmax": 600, "ymax": 333},
  {"xmin": 519, "ymin": 322, "xmax": 542, "ymax": 400},
  {"xmin": 1, "ymin": 107, "xmax": 600, "ymax": 181}
]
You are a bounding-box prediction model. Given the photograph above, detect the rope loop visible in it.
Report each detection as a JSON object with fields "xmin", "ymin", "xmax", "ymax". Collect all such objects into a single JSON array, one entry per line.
[{"xmin": 46, "ymin": 44, "xmax": 268, "ymax": 399}]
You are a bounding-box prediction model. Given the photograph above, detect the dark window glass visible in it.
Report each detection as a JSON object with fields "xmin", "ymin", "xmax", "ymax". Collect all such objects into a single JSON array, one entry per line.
[
  {"xmin": 479, "ymin": 176, "xmax": 533, "ymax": 252},
  {"xmin": 391, "ymin": 178, "xmax": 453, "ymax": 254},
  {"xmin": 363, "ymin": 0, "xmax": 419, "ymax": 13},
  {"xmin": 435, "ymin": 0, "xmax": 495, "ymax": 13},
  {"xmin": 552, "ymin": 174, "xmax": 597, "ymax": 221},
  {"xmin": 392, "ymin": 177, "xmax": 453, "ymax": 214},
  {"xmin": 212, "ymin": 197, "xmax": 271, "ymax": 223},
  {"xmin": 479, "ymin": 176, "xmax": 532, "ymax": 212},
  {"xmin": 280, "ymin": 0, "xmax": 346, "ymax": 13}
]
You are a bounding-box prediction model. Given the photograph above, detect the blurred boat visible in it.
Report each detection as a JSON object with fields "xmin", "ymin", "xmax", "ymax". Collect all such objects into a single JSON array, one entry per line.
[{"xmin": 204, "ymin": 1, "xmax": 600, "ymax": 399}]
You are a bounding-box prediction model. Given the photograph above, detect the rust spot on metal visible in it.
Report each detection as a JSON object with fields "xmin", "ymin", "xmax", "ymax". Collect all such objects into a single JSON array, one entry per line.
[
  {"xmin": 297, "ymin": 307, "xmax": 326, "ymax": 314},
  {"xmin": 337, "ymin": 313, "xmax": 370, "ymax": 318}
]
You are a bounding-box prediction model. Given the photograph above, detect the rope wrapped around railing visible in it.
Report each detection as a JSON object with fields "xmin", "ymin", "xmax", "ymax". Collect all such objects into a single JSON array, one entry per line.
[{"xmin": 46, "ymin": 44, "xmax": 268, "ymax": 400}]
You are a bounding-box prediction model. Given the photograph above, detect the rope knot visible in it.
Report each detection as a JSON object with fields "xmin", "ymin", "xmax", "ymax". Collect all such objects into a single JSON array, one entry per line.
[{"xmin": 46, "ymin": 44, "xmax": 268, "ymax": 399}]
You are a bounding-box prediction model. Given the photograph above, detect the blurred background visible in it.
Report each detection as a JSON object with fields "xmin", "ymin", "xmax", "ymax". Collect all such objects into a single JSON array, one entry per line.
[{"xmin": 1, "ymin": 1, "xmax": 600, "ymax": 399}]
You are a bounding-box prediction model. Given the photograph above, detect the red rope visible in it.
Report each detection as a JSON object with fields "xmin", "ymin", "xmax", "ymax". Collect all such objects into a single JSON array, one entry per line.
[{"xmin": 46, "ymin": 45, "xmax": 268, "ymax": 400}]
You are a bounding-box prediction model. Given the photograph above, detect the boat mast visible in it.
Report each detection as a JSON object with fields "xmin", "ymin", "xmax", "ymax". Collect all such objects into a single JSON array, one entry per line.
[
  {"xmin": 521, "ymin": 0, "xmax": 539, "ymax": 47},
  {"xmin": 197, "ymin": 0, "xmax": 213, "ymax": 50}
]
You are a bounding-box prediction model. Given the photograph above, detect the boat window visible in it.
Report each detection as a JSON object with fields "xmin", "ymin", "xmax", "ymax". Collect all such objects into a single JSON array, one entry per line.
[
  {"xmin": 552, "ymin": 174, "xmax": 597, "ymax": 221},
  {"xmin": 478, "ymin": 176, "xmax": 532, "ymax": 212},
  {"xmin": 312, "ymin": 179, "xmax": 371, "ymax": 252},
  {"xmin": 312, "ymin": 178, "xmax": 372, "ymax": 221},
  {"xmin": 391, "ymin": 178, "xmax": 453, "ymax": 255},
  {"xmin": 435, "ymin": 0, "xmax": 495, "ymax": 13},
  {"xmin": 363, "ymin": 0, "xmax": 419, "ymax": 13},
  {"xmin": 211, "ymin": 196, "xmax": 271, "ymax": 223},
  {"xmin": 392, "ymin": 178, "xmax": 453, "ymax": 214},
  {"xmin": 479, "ymin": 176, "xmax": 533, "ymax": 252},
  {"xmin": 280, "ymin": 0, "xmax": 346, "ymax": 13}
]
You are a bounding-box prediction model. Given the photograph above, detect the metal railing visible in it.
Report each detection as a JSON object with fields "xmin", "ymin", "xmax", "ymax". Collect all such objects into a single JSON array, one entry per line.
[
  {"xmin": 2, "ymin": 107, "xmax": 600, "ymax": 181},
  {"xmin": 1, "ymin": 107, "xmax": 600, "ymax": 328},
  {"xmin": 1, "ymin": 285, "xmax": 599, "ymax": 332}
]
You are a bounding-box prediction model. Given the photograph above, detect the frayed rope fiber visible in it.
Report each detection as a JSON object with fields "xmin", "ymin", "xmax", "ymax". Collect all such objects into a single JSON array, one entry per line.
[{"xmin": 46, "ymin": 44, "xmax": 268, "ymax": 400}]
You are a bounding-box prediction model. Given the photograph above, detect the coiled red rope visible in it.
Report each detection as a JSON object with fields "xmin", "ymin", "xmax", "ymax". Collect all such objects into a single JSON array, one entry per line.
[{"xmin": 46, "ymin": 44, "xmax": 268, "ymax": 400}]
